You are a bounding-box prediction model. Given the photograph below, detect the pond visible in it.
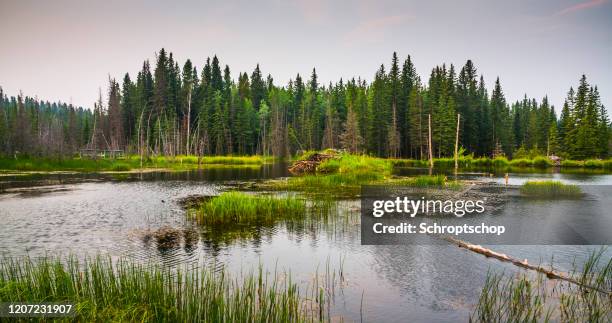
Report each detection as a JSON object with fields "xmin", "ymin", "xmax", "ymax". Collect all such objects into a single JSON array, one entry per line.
[{"xmin": 0, "ymin": 165, "xmax": 609, "ymax": 322}]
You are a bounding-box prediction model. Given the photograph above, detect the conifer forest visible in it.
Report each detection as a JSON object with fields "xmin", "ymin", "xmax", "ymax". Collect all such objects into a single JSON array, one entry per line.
[{"xmin": 0, "ymin": 49, "xmax": 609, "ymax": 160}]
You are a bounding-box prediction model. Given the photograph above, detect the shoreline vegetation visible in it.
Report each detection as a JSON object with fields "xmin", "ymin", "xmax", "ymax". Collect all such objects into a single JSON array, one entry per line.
[
  {"xmin": 1, "ymin": 153, "xmax": 612, "ymax": 173},
  {"xmin": 0, "ymin": 155, "xmax": 274, "ymax": 172},
  {"xmin": 0, "ymin": 255, "xmax": 330, "ymax": 322}
]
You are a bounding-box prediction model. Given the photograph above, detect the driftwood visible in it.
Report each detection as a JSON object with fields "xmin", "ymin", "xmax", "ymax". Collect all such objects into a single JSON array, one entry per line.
[
  {"xmin": 443, "ymin": 236, "xmax": 611, "ymax": 295},
  {"xmin": 288, "ymin": 153, "xmax": 335, "ymax": 175}
]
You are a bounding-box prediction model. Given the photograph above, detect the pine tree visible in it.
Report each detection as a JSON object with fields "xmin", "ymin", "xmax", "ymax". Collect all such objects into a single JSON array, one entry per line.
[
  {"xmin": 250, "ymin": 64, "xmax": 266, "ymax": 110},
  {"xmin": 340, "ymin": 103, "xmax": 363, "ymax": 153}
]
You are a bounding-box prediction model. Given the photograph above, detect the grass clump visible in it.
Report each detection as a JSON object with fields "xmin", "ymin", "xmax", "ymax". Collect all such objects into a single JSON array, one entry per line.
[
  {"xmin": 493, "ymin": 157, "xmax": 509, "ymax": 167},
  {"xmin": 509, "ymin": 158, "xmax": 532, "ymax": 167},
  {"xmin": 195, "ymin": 192, "xmax": 307, "ymax": 226},
  {"xmin": 276, "ymin": 153, "xmax": 393, "ymax": 193},
  {"xmin": 561, "ymin": 159, "xmax": 584, "ymax": 167},
  {"xmin": 0, "ymin": 255, "xmax": 327, "ymax": 322},
  {"xmin": 520, "ymin": 180, "xmax": 582, "ymax": 198},
  {"xmin": 110, "ymin": 163, "xmax": 132, "ymax": 171},
  {"xmin": 387, "ymin": 175, "xmax": 457, "ymax": 188},
  {"xmin": 532, "ymin": 156, "xmax": 552, "ymax": 168},
  {"xmin": 584, "ymin": 159, "xmax": 604, "ymax": 168}
]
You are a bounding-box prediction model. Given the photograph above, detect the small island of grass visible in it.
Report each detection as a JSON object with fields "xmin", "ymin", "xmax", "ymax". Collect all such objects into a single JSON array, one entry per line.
[
  {"xmin": 194, "ymin": 192, "xmax": 307, "ymax": 226},
  {"xmin": 520, "ymin": 180, "xmax": 582, "ymax": 198}
]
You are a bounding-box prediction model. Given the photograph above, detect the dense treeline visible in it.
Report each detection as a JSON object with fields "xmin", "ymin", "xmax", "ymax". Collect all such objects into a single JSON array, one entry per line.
[
  {"xmin": 0, "ymin": 88, "xmax": 93, "ymax": 157},
  {"xmin": 0, "ymin": 49, "xmax": 609, "ymax": 159}
]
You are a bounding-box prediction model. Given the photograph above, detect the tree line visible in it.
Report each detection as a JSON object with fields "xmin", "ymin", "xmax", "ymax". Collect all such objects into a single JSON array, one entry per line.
[{"xmin": 0, "ymin": 49, "xmax": 609, "ymax": 160}]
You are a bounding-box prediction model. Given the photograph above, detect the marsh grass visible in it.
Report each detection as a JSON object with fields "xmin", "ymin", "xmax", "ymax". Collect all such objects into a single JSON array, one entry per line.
[
  {"xmin": 0, "ymin": 255, "xmax": 328, "ymax": 322},
  {"xmin": 0, "ymin": 155, "xmax": 272, "ymax": 172},
  {"xmin": 471, "ymin": 249, "xmax": 611, "ymax": 322},
  {"xmin": 385, "ymin": 175, "xmax": 462, "ymax": 189},
  {"xmin": 520, "ymin": 180, "xmax": 582, "ymax": 198},
  {"xmin": 391, "ymin": 156, "xmax": 612, "ymax": 170},
  {"xmin": 194, "ymin": 192, "xmax": 308, "ymax": 226}
]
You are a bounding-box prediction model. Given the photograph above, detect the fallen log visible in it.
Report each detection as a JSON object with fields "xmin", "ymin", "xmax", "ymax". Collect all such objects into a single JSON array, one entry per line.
[{"xmin": 443, "ymin": 235, "xmax": 610, "ymax": 295}]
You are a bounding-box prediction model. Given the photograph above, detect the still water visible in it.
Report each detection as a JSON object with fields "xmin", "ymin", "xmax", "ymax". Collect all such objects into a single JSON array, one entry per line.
[{"xmin": 0, "ymin": 166, "xmax": 609, "ymax": 322}]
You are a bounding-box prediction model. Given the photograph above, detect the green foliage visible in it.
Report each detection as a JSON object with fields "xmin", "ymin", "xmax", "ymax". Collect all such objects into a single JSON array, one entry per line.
[
  {"xmin": 493, "ymin": 156, "xmax": 509, "ymax": 167},
  {"xmin": 0, "ymin": 155, "xmax": 272, "ymax": 172},
  {"xmin": 584, "ymin": 159, "xmax": 604, "ymax": 168},
  {"xmin": 110, "ymin": 163, "xmax": 131, "ymax": 171},
  {"xmin": 561, "ymin": 159, "xmax": 584, "ymax": 167},
  {"xmin": 520, "ymin": 180, "xmax": 582, "ymax": 198},
  {"xmin": 195, "ymin": 192, "xmax": 307, "ymax": 226},
  {"xmin": 509, "ymin": 158, "xmax": 532, "ymax": 167},
  {"xmin": 532, "ymin": 156, "xmax": 552, "ymax": 168},
  {"xmin": 0, "ymin": 255, "xmax": 326, "ymax": 322}
]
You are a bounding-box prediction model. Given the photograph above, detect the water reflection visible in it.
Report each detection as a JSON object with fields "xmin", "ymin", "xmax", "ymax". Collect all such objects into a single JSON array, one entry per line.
[{"xmin": 0, "ymin": 166, "xmax": 609, "ymax": 322}]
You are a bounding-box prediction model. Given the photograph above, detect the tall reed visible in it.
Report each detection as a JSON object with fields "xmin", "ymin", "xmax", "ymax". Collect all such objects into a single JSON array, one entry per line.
[
  {"xmin": 471, "ymin": 249, "xmax": 611, "ymax": 322},
  {"xmin": 0, "ymin": 255, "xmax": 327, "ymax": 322}
]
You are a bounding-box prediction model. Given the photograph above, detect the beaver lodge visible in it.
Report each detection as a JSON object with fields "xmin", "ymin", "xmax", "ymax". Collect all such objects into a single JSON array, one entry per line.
[{"xmin": 288, "ymin": 152, "xmax": 335, "ymax": 174}]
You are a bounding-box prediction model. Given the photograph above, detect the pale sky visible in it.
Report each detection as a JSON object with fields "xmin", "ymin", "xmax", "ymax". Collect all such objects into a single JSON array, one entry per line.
[{"xmin": 1, "ymin": 0, "xmax": 611, "ymax": 112}]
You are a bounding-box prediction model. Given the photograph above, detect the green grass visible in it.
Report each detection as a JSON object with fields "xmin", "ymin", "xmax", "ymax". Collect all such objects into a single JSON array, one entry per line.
[
  {"xmin": 269, "ymin": 153, "xmax": 392, "ymax": 193},
  {"xmin": 520, "ymin": 180, "xmax": 582, "ymax": 198},
  {"xmin": 471, "ymin": 249, "xmax": 611, "ymax": 322},
  {"xmin": 386, "ymin": 175, "xmax": 460, "ymax": 188},
  {"xmin": 391, "ymin": 155, "xmax": 612, "ymax": 171},
  {"xmin": 584, "ymin": 159, "xmax": 604, "ymax": 168},
  {"xmin": 0, "ymin": 255, "xmax": 327, "ymax": 322},
  {"xmin": 194, "ymin": 192, "xmax": 308, "ymax": 226},
  {"xmin": 532, "ymin": 156, "xmax": 552, "ymax": 168},
  {"xmin": 0, "ymin": 155, "xmax": 273, "ymax": 172},
  {"xmin": 270, "ymin": 154, "xmax": 462, "ymax": 195}
]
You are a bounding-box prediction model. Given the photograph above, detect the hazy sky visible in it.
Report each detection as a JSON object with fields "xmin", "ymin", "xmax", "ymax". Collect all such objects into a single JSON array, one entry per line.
[{"xmin": 1, "ymin": 0, "xmax": 611, "ymax": 112}]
